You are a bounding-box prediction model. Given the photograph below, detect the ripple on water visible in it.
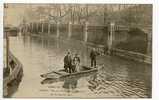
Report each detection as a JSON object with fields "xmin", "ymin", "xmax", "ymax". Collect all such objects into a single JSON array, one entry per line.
[{"xmin": 9, "ymin": 36, "xmax": 151, "ymax": 98}]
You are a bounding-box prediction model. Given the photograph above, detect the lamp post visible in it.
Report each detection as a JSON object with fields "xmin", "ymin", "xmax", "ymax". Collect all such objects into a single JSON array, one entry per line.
[
  {"xmin": 68, "ymin": 21, "xmax": 72, "ymax": 39},
  {"xmin": 108, "ymin": 22, "xmax": 115, "ymax": 54},
  {"xmin": 84, "ymin": 21, "xmax": 89, "ymax": 42},
  {"xmin": 56, "ymin": 21, "xmax": 60, "ymax": 38}
]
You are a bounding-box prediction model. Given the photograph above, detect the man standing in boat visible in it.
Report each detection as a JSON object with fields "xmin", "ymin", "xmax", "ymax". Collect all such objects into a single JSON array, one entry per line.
[
  {"xmin": 64, "ymin": 51, "xmax": 72, "ymax": 73},
  {"xmin": 90, "ymin": 48, "xmax": 97, "ymax": 67}
]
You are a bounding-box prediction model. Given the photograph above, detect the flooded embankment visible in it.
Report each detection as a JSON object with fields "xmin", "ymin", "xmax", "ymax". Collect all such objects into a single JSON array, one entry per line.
[{"xmin": 7, "ymin": 36, "xmax": 151, "ymax": 98}]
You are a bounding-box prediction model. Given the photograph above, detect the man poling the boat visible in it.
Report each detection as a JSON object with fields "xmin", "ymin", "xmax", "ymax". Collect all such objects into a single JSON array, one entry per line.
[{"xmin": 90, "ymin": 48, "xmax": 98, "ymax": 68}]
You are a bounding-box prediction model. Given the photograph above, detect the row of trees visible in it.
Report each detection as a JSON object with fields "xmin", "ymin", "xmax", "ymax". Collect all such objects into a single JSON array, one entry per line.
[{"xmin": 24, "ymin": 4, "xmax": 152, "ymax": 26}]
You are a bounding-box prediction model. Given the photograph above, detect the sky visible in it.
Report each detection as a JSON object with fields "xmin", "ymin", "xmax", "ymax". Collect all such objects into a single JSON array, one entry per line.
[{"xmin": 4, "ymin": 4, "xmax": 27, "ymax": 27}]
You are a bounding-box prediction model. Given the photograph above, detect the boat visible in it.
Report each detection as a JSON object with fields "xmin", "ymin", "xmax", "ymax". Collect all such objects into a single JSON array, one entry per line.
[{"xmin": 40, "ymin": 66, "xmax": 98, "ymax": 79}]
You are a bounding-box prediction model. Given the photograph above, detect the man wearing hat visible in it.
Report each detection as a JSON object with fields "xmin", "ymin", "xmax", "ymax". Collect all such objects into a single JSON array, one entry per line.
[{"xmin": 64, "ymin": 51, "xmax": 72, "ymax": 73}]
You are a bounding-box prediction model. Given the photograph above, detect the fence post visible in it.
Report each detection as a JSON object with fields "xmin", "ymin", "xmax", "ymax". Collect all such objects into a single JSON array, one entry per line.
[
  {"xmin": 31, "ymin": 23, "xmax": 34, "ymax": 33},
  {"xmin": 23, "ymin": 25, "xmax": 26, "ymax": 34},
  {"xmin": 56, "ymin": 22, "xmax": 60, "ymax": 38},
  {"xmin": 41, "ymin": 23, "xmax": 44, "ymax": 33},
  {"xmin": 107, "ymin": 22, "xmax": 115, "ymax": 54},
  {"xmin": 68, "ymin": 21, "xmax": 72, "ymax": 39},
  {"xmin": 25, "ymin": 24, "xmax": 28, "ymax": 33},
  {"xmin": 147, "ymin": 31, "xmax": 152, "ymax": 55},
  {"xmin": 48, "ymin": 23, "xmax": 50, "ymax": 36},
  {"xmin": 29, "ymin": 23, "xmax": 31, "ymax": 33},
  {"xmin": 36, "ymin": 23, "xmax": 38, "ymax": 33},
  {"xmin": 24, "ymin": 25, "xmax": 26, "ymax": 34},
  {"xmin": 84, "ymin": 22, "xmax": 89, "ymax": 42}
]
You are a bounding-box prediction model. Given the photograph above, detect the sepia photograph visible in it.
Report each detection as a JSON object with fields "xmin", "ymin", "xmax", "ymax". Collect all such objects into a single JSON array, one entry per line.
[{"xmin": 3, "ymin": 3, "xmax": 152, "ymax": 98}]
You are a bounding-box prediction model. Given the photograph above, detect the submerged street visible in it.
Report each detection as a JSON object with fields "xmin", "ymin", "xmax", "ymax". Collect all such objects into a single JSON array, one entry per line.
[{"xmin": 8, "ymin": 35, "xmax": 151, "ymax": 98}]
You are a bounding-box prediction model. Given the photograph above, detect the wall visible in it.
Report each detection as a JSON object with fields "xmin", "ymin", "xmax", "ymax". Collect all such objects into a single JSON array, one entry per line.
[{"xmin": 25, "ymin": 22, "xmax": 152, "ymax": 64}]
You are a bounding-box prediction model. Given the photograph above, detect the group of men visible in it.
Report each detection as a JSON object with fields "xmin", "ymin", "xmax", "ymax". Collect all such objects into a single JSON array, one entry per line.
[
  {"xmin": 63, "ymin": 48, "xmax": 98, "ymax": 73},
  {"xmin": 64, "ymin": 51, "xmax": 80, "ymax": 73}
]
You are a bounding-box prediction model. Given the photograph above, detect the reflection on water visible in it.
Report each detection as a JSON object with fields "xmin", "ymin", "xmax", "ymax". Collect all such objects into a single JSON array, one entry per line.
[
  {"xmin": 9, "ymin": 35, "xmax": 151, "ymax": 98},
  {"xmin": 5, "ymin": 68, "xmax": 23, "ymax": 97},
  {"xmin": 63, "ymin": 77, "xmax": 78, "ymax": 90}
]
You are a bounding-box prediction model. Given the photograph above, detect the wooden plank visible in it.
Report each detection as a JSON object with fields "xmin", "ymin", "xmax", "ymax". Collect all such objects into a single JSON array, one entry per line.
[
  {"xmin": 82, "ymin": 66, "xmax": 93, "ymax": 70},
  {"xmin": 40, "ymin": 71, "xmax": 56, "ymax": 77},
  {"xmin": 41, "ymin": 71, "xmax": 68, "ymax": 78},
  {"xmin": 41, "ymin": 66, "xmax": 98, "ymax": 79},
  {"xmin": 52, "ymin": 71, "xmax": 64, "ymax": 75},
  {"xmin": 65, "ymin": 68, "xmax": 97, "ymax": 76},
  {"xmin": 41, "ymin": 72, "xmax": 60, "ymax": 78},
  {"xmin": 43, "ymin": 74, "xmax": 61, "ymax": 79},
  {"xmin": 43, "ymin": 68, "xmax": 97, "ymax": 79}
]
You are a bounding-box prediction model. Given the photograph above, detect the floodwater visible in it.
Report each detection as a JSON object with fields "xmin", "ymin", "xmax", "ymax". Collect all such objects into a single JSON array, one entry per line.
[{"xmin": 9, "ymin": 35, "xmax": 151, "ymax": 98}]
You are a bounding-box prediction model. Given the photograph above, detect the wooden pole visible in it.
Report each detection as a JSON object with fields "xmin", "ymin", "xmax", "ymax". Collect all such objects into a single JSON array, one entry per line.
[
  {"xmin": 147, "ymin": 31, "xmax": 152, "ymax": 55},
  {"xmin": 6, "ymin": 31, "xmax": 9, "ymax": 69},
  {"xmin": 48, "ymin": 23, "xmax": 50, "ymax": 36},
  {"xmin": 32, "ymin": 23, "xmax": 34, "ymax": 33},
  {"xmin": 42, "ymin": 23, "xmax": 44, "ymax": 33},
  {"xmin": 84, "ymin": 22, "xmax": 88, "ymax": 42},
  {"xmin": 108, "ymin": 22, "xmax": 115, "ymax": 54},
  {"xmin": 68, "ymin": 21, "xmax": 72, "ymax": 39},
  {"xmin": 56, "ymin": 22, "xmax": 60, "ymax": 38},
  {"xmin": 36, "ymin": 23, "xmax": 38, "ymax": 33}
]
